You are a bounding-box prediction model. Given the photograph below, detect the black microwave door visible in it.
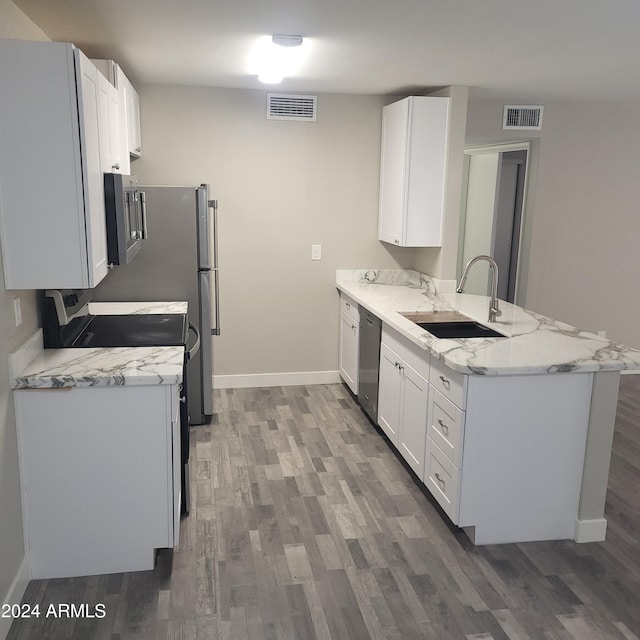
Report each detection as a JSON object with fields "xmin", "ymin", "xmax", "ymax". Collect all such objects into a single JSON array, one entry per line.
[{"xmin": 105, "ymin": 173, "xmax": 143, "ymax": 265}]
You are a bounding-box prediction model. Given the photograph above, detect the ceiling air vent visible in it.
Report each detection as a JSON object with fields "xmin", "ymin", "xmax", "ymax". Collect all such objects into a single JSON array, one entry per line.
[
  {"xmin": 267, "ymin": 93, "xmax": 317, "ymax": 122},
  {"xmin": 503, "ymin": 105, "xmax": 544, "ymax": 130}
]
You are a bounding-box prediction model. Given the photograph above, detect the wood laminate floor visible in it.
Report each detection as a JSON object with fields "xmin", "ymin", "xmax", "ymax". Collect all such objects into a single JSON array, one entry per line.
[{"xmin": 7, "ymin": 376, "xmax": 640, "ymax": 639}]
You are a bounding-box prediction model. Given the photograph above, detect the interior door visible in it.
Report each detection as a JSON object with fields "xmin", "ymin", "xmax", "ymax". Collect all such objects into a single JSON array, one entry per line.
[{"xmin": 459, "ymin": 146, "xmax": 528, "ymax": 304}]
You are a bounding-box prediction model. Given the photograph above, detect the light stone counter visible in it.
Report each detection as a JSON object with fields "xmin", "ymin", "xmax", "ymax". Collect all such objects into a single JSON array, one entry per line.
[
  {"xmin": 337, "ymin": 269, "xmax": 640, "ymax": 375},
  {"xmin": 88, "ymin": 301, "xmax": 188, "ymax": 315},
  {"xmin": 10, "ymin": 301, "xmax": 188, "ymax": 389}
]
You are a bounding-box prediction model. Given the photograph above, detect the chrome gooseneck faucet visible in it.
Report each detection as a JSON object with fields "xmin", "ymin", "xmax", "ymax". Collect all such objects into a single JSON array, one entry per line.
[{"xmin": 457, "ymin": 255, "xmax": 502, "ymax": 322}]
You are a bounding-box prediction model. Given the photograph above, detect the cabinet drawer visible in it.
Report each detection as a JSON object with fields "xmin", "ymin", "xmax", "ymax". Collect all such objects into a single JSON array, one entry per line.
[
  {"xmin": 430, "ymin": 357, "xmax": 466, "ymax": 409},
  {"xmin": 428, "ymin": 387, "xmax": 464, "ymax": 467},
  {"xmin": 381, "ymin": 324, "xmax": 429, "ymax": 379},
  {"xmin": 341, "ymin": 293, "xmax": 360, "ymax": 322},
  {"xmin": 424, "ymin": 437, "xmax": 460, "ymax": 524}
]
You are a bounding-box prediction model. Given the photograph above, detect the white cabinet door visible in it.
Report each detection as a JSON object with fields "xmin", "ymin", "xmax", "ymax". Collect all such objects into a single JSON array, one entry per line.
[
  {"xmin": 339, "ymin": 309, "xmax": 359, "ymax": 394},
  {"xmin": 125, "ymin": 78, "xmax": 142, "ymax": 157},
  {"xmin": 74, "ymin": 49, "xmax": 109, "ymax": 287},
  {"xmin": 378, "ymin": 100, "xmax": 409, "ymax": 246},
  {"xmin": 398, "ymin": 362, "xmax": 429, "ymax": 478},
  {"xmin": 15, "ymin": 384, "xmax": 179, "ymax": 579},
  {"xmin": 0, "ymin": 40, "xmax": 108, "ymax": 289},
  {"xmin": 378, "ymin": 96, "xmax": 449, "ymax": 247},
  {"xmin": 378, "ymin": 342, "xmax": 402, "ymax": 445},
  {"xmin": 96, "ymin": 71, "xmax": 123, "ymax": 173}
]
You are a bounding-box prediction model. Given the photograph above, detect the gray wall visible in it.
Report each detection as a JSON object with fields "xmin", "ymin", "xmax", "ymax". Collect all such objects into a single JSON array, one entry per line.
[
  {"xmin": 134, "ymin": 85, "xmax": 411, "ymax": 378},
  {"xmin": 466, "ymin": 100, "xmax": 640, "ymax": 348},
  {"xmin": 0, "ymin": 0, "xmax": 48, "ymax": 610}
]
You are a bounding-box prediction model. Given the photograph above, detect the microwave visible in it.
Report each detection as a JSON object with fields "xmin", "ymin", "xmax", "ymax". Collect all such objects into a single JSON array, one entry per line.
[{"xmin": 104, "ymin": 173, "xmax": 147, "ymax": 265}]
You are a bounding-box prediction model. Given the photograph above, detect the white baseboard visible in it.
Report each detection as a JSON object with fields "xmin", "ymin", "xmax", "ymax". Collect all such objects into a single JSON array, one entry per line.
[
  {"xmin": 0, "ymin": 557, "xmax": 30, "ymax": 640},
  {"xmin": 574, "ymin": 517, "xmax": 607, "ymax": 543},
  {"xmin": 214, "ymin": 370, "xmax": 341, "ymax": 389}
]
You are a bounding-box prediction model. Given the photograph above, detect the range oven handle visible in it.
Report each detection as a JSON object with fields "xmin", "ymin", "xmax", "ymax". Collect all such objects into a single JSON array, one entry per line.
[
  {"xmin": 187, "ymin": 322, "xmax": 201, "ymax": 360},
  {"xmin": 139, "ymin": 190, "xmax": 148, "ymax": 239}
]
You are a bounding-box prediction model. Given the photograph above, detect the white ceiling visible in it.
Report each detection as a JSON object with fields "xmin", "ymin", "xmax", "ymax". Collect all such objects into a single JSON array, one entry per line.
[{"xmin": 13, "ymin": 0, "xmax": 640, "ymax": 102}]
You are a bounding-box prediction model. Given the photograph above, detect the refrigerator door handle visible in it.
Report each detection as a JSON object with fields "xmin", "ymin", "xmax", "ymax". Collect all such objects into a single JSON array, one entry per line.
[
  {"xmin": 208, "ymin": 196, "xmax": 220, "ymax": 336},
  {"xmin": 209, "ymin": 198, "xmax": 219, "ymax": 269},
  {"xmin": 212, "ymin": 266, "xmax": 220, "ymax": 336},
  {"xmin": 196, "ymin": 186, "xmax": 211, "ymax": 269},
  {"xmin": 198, "ymin": 270, "xmax": 214, "ymax": 416}
]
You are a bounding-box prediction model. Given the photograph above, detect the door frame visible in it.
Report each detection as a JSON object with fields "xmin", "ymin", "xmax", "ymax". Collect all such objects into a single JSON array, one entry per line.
[{"xmin": 459, "ymin": 141, "xmax": 532, "ymax": 306}]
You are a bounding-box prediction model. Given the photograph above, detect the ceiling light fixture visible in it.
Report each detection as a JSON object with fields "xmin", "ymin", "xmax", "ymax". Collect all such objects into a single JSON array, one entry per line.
[
  {"xmin": 272, "ymin": 34, "xmax": 303, "ymax": 48},
  {"xmin": 249, "ymin": 34, "xmax": 306, "ymax": 85}
]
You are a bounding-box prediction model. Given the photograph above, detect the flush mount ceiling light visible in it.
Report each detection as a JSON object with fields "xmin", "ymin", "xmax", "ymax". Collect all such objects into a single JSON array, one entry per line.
[
  {"xmin": 248, "ymin": 34, "xmax": 307, "ymax": 84},
  {"xmin": 272, "ymin": 34, "xmax": 303, "ymax": 48}
]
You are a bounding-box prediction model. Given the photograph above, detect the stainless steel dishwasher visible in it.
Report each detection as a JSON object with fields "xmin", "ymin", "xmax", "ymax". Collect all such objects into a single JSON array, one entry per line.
[{"xmin": 358, "ymin": 306, "xmax": 382, "ymax": 422}]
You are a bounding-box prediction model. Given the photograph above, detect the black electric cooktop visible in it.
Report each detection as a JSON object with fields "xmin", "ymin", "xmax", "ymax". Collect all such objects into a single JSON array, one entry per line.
[{"xmin": 67, "ymin": 314, "xmax": 188, "ymax": 348}]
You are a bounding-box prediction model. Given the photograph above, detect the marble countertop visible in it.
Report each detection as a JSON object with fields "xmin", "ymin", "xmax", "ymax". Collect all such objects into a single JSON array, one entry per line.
[
  {"xmin": 88, "ymin": 301, "xmax": 188, "ymax": 315},
  {"xmin": 12, "ymin": 346, "xmax": 184, "ymax": 389},
  {"xmin": 10, "ymin": 301, "xmax": 188, "ymax": 389},
  {"xmin": 337, "ymin": 269, "xmax": 640, "ymax": 376}
]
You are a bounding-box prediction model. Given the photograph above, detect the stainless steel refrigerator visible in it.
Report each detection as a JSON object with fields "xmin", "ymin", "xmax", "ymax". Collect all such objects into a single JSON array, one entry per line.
[{"xmin": 93, "ymin": 184, "xmax": 220, "ymax": 424}]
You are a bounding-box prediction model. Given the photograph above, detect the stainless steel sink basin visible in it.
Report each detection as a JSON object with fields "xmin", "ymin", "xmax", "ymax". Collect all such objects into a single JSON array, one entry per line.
[
  {"xmin": 416, "ymin": 320, "xmax": 506, "ymax": 339},
  {"xmin": 400, "ymin": 310, "xmax": 474, "ymax": 324},
  {"xmin": 399, "ymin": 311, "xmax": 506, "ymax": 339}
]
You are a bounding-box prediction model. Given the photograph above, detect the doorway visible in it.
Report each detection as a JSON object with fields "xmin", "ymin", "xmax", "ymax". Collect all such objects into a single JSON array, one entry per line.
[{"xmin": 458, "ymin": 142, "xmax": 530, "ymax": 304}]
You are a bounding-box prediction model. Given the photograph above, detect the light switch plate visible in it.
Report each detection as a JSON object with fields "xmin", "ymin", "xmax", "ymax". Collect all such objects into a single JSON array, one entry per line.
[{"xmin": 311, "ymin": 244, "xmax": 322, "ymax": 261}]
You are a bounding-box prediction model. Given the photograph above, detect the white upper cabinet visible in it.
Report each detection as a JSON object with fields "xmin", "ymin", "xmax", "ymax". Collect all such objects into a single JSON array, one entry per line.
[
  {"xmin": 0, "ymin": 40, "xmax": 109, "ymax": 290},
  {"xmin": 92, "ymin": 59, "xmax": 141, "ymax": 165},
  {"xmin": 96, "ymin": 70, "xmax": 125, "ymax": 174},
  {"xmin": 125, "ymin": 77, "xmax": 142, "ymax": 158},
  {"xmin": 378, "ymin": 96, "xmax": 450, "ymax": 247}
]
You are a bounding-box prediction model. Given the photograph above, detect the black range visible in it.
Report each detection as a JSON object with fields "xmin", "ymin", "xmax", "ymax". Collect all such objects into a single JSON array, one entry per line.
[{"xmin": 42, "ymin": 290, "xmax": 195, "ymax": 516}]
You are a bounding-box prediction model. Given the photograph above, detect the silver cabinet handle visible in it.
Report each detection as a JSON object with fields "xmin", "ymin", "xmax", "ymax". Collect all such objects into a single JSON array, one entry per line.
[
  {"xmin": 351, "ymin": 324, "xmax": 357, "ymax": 331},
  {"xmin": 437, "ymin": 419, "xmax": 449, "ymax": 435},
  {"xmin": 135, "ymin": 146, "xmax": 141, "ymax": 153},
  {"xmin": 435, "ymin": 472, "xmax": 445, "ymax": 487},
  {"xmin": 345, "ymin": 302, "xmax": 351, "ymax": 309},
  {"xmin": 394, "ymin": 239, "xmax": 399, "ymax": 245},
  {"xmin": 439, "ymin": 375, "xmax": 450, "ymax": 389},
  {"xmin": 112, "ymin": 162, "xmax": 120, "ymax": 170}
]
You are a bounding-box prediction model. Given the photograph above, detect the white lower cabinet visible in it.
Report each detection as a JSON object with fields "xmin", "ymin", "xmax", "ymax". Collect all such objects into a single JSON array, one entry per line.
[
  {"xmin": 424, "ymin": 376, "xmax": 466, "ymax": 524},
  {"xmin": 398, "ymin": 363, "xmax": 429, "ymax": 477},
  {"xmin": 378, "ymin": 342, "xmax": 403, "ymax": 443},
  {"xmin": 378, "ymin": 327, "xmax": 429, "ymax": 478},
  {"xmin": 15, "ymin": 384, "xmax": 181, "ymax": 579},
  {"xmin": 378, "ymin": 322, "xmax": 593, "ymax": 545},
  {"xmin": 339, "ymin": 293, "xmax": 360, "ymax": 394},
  {"xmin": 424, "ymin": 438, "xmax": 461, "ymax": 523}
]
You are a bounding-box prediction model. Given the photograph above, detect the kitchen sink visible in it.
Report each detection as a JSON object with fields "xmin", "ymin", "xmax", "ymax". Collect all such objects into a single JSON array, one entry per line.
[
  {"xmin": 400, "ymin": 310, "xmax": 473, "ymax": 324},
  {"xmin": 399, "ymin": 311, "xmax": 507, "ymax": 338},
  {"xmin": 416, "ymin": 320, "xmax": 506, "ymax": 339}
]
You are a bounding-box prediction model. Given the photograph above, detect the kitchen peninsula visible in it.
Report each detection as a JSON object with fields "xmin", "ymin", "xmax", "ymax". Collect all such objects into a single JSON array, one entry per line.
[{"xmin": 337, "ymin": 269, "xmax": 640, "ymax": 545}]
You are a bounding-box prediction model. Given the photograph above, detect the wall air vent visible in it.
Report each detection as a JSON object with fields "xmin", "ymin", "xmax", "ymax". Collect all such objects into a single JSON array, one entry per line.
[
  {"xmin": 267, "ymin": 93, "xmax": 317, "ymax": 121},
  {"xmin": 503, "ymin": 105, "xmax": 544, "ymax": 130}
]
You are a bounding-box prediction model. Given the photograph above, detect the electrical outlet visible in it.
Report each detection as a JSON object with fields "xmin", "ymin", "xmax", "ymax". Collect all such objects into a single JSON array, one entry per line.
[
  {"xmin": 311, "ymin": 244, "xmax": 322, "ymax": 261},
  {"xmin": 13, "ymin": 297, "xmax": 22, "ymax": 327}
]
